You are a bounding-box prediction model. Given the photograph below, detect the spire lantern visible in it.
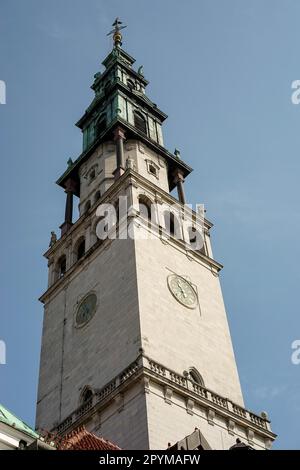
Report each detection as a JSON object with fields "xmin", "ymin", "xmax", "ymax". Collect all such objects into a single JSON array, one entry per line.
[{"xmin": 107, "ymin": 17, "xmax": 127, "ymax": 47}]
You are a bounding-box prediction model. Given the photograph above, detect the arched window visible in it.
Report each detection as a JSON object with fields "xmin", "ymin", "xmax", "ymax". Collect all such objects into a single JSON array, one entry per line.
[
  {"xmin": 56, "ymin": 255, "xmax": 66, "ymax": 280},
  {"xmin": 164, "ymin": 211, "xmax": 181, "ymax": 239},
  {"xmin": 134, "ymin": 111, "xmax": 147, "ymax": 135},
  {"xmin": 84, "ymin": 201, "xmax": 91, "ymax": 213},
  {"xmin": 80, "ymin": 387, "xmax": 93, "ymax": 405},
  {"xmin": 114, "ymin": 200, "xmax": 119, "ymax": 225},
  {"xmin": 189, "ymin": 367, "xmax": 204, "ymax": 386},
  {"xmin": 138, "ymin": 195, "xmax": 152, "ymax": 221},
  {"xmin": 104, "ymin": 81, "xmax": 111, "ymax": 95},
  {"xmin": 94, "ymin": 191, "xmax": 101, "ymax": 203},
  {"xmin": 127, "ymin": 79, "xmax": 135, "ymax": 91},
  {"xmin": 188, "ymin": 227, "xmax": 205, "ymax": 254},
  {"xmin": 96, "ymin": 114, "xmax": 106, "ymax": 137},
  {"xmin": 91, "ymin": 218, "xmax": 104, "ymax": 246},
  {"xmin": 76, "ymin": 238, "xmax": 85, "ymax": 261}
]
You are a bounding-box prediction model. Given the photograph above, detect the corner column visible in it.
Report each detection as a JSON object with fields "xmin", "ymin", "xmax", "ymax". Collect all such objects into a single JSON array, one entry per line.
[
  {"xmin": 173, "ymin": 170, "xmax": 186, "ymax": 205},
  {"xmin": 47, "ymin": 259, "xmax": 54, "ymax": 288},
  {"xmin": 60, "ymin": 178, "xmax": 77, "ymax": 236},
  {"xmin": 113, "ymin": 127, "xmax": 126, "ymax": 180}
]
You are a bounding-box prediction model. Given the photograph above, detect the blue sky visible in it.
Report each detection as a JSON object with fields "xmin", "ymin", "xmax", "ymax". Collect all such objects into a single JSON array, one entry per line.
[{"xmin": 0, "ymin": 0, "xmax": 299, "ymax": 449}]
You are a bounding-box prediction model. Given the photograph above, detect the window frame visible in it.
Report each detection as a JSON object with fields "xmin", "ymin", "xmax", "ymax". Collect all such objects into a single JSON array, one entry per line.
[{"xmin": 134, "ymin": 111, "xmax": 148, "ymax": 135}]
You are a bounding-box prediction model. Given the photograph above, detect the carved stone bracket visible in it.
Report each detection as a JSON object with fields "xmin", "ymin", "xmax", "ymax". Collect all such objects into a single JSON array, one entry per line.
[
  {"xmin": 207, "ymin": 408, "xmax": 215, "ymax": 425},
  {"xmin": 164, "ymin": 386, "xmax": 173, "ymax": 405},
  {"xmin": 228, "ymin": 419, "xmax": 235, "ymax": 435},
  {"xmin": 114, "ymin": 393, "xmax": 124, "ymax": 413},
  {"xmin": 142, "ymin": 376, "xmax": 150, "ymax": 394},
  {"xmin": 247, "ymin": 428, "xmax": 254, "ymax": 443},
  {"xmin": 186, "ymin": 398, "xmax": 194, "ymax": 415}
]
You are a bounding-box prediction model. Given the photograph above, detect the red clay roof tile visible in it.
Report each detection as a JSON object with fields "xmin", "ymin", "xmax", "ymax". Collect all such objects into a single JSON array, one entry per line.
[{"xmin": 58, "ymin": 425, "xmax": 121, "ymax": 451}]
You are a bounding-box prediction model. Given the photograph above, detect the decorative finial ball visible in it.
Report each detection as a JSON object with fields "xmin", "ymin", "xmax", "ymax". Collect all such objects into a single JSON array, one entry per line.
[{"xmin": 113, "ymin": 31, "xmax": 122, "ymax": 46}]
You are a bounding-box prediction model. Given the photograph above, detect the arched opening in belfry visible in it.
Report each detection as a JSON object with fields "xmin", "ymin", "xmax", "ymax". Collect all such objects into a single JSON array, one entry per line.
[
  {"xmin": 188, "ymin": 226, "xmax": 206, "ymax": 254},
  {"xmin": 138, "ymin": 195, "xmax": 152, "ymax": 222},
  {"xmin": 164, "ymin": 210, "xmax": 181, "ymax": 239},
  {"xmin": 75, "ymin": 237, "xmax": 86, "ymax": 261},
  {"xmin": 96, "ymin": 113, "xmax": 107, "ymax": 137},
  {"xmin": 134, "ymin": 111, "xmax": 147, "ymax": 135},
  {"xmin": 56, "ymin": 255, "xmax": 67, "ymax": 280}
]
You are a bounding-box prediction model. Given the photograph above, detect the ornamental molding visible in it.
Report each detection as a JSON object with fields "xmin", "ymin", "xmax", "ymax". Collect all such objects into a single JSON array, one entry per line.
[{"xmin": 51, "ymin": 353, "xmax": 276, "ymax": 445}]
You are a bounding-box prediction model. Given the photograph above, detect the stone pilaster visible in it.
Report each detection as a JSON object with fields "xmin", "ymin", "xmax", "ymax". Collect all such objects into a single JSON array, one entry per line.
[
  {"xmin": 60, "ymin": 178, "xmax": 77, "ymax": 236},
  {"xmin": 113, "ymin": 127, "xmax": 126, "ymax": 180},
  {"xmin": 173, "ymin": 169, "xmax": 186, "ymax": 205}
]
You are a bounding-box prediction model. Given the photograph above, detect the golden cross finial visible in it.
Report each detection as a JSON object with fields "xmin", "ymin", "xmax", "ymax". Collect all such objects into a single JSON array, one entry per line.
[{"xmin": 107, "ymin": 17, "xmax": 127, "ymax": 47}]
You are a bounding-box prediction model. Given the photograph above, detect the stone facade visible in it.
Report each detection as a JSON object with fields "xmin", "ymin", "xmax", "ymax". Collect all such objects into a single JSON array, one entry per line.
[
  {"xmin": 37, "ymin": 169, "xmax": 276, "ymax": 449},
  {"xmin": 37, "ymin": 234, "xmax": 141, "ymax": 432},
  {"xmin": 78, "ymin": 139, "xmax": 169, "ymax": 217}
]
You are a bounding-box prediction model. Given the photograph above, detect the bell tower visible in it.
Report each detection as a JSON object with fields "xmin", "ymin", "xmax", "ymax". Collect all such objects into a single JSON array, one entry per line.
[{"xmin": 36, "ymin": 20, "xmax": 276, "ymax": 450}]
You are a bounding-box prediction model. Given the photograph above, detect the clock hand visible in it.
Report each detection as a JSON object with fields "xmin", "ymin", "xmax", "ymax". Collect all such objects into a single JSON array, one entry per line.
[
  {"xmin": 82, "ymin": 303, "xmax": 89, "ymax": 319},
  {"xmin": 177, "ymin": 279, "xmax": 188, "ymax": 298},
  {"xmin": 178, "ymin": 280, "xmax": 187, "ymax": 297}
]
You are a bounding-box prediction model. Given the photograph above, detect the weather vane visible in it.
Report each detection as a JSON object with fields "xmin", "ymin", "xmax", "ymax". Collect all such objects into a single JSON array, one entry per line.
[{"xmin": 107, "ymin": 17, "xmax": 127, "ymax": 47}]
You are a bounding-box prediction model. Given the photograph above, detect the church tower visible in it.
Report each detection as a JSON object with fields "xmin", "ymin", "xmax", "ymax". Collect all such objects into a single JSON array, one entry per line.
[{"xmin": 36, "ymin": 20, "xmax": 276, "ymax": 450}]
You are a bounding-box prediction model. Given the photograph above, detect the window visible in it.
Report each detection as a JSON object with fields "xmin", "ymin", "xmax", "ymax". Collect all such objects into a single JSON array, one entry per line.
[
  {"xmin": 134, "ymin": 111, "xmax": 147, "ymax": 135},
  {"xmin": 114, "ymin": 198, "xmax": 127, "ymax": 236},
  {"xmin": 91, "ymin": 219, "xmax": 104, "ymax": 246},
  {"xmin": 84, "ymin": 201, "xmax": 91, "ymax": 213},
  {"xmin": 81, "ymin": 387, "xmax": 93, "ymax": 405},
  {"xmin": 57, "ymin": 255, "xmax": 66, "ymax": 279},
  {"xmin": 189, "ymin": 368, "xmax": 204, "ymax": 386},
  {"xmin": 94, "ymin": 191, "xmax": 101, "ymax": 203},
  {"xmin": 188, "ymin": 227, "xmax": 205, "ymax": 254},
  {"xmin": 77, "ymin": 238, "xmax": 85, "ymax": 260},
  {"xmin": 84, "ymin": 123, "xmax": 95, "ymax": 149},
  {"xmin": 164, "ymin": 211, "xmax": 181, "ymax": 239},
  {"xmin": 138, "ymin": 195, "xmax": 152, "ymax": 222},
  {"xmin": 96, "ymin": 114, "xmax": 106, "ymax": 137},
  {"xmin": 114, "ymin": 200, "xmax": 119, "ymax": 224},
  {"xmin": 127, "ymin": 79, "xmax": 135, "ymax": 91},
  {"xmin": 169, "ymin": 213, "xmax": 175, "ymax": 236},
  {"xmin": 149, "ymin": 164, "xmax": 157, "ymax": 176},
  {"xmin": 104, "ymin": 81, "xmax": 111, "ymax": 95},
  {"xmin": 89, "ymin": 169, "xmax": 96, "ymax": 182},
  {"xmin": 146, "ymin": 160, "xmax": 159, "ymax": 179}
]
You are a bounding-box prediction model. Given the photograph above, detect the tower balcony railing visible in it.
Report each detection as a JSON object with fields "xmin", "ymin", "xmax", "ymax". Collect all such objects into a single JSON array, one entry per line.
[
  {"xmin": 54, "ymin": 354, "xmax": 271, "ymax": 436},
  {"xmin": 145, "ymin": 356, "xmax": 270, "ymax": 431}
]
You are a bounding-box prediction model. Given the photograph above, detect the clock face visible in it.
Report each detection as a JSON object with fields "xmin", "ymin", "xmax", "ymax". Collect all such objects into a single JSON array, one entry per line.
[
  {"xmin": 75, "ymin": 293, "xmax": 97, "ymax": 327},
  {"xmin": 167, "ymin": 275, "xmax": 198, "ymax": 309}
]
